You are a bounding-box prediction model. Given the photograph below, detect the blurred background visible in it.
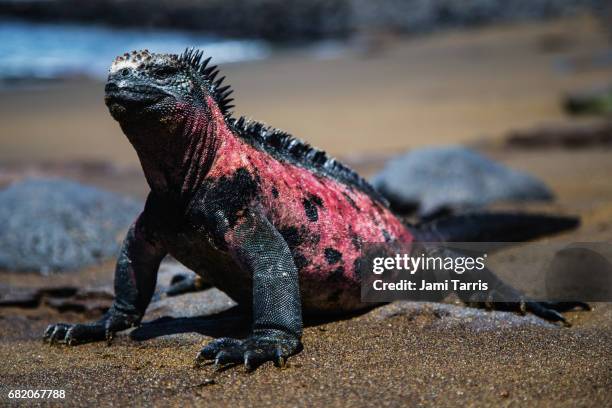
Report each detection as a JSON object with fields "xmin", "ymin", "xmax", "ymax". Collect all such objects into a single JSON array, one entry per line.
[{"xmin": 0, "ymin": 0, "xmax": 610, "ymax": 174}]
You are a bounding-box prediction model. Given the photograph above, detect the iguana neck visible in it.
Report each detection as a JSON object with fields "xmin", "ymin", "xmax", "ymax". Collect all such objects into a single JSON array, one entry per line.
[{"xmin": 125, "ymin": 99, "xmax": 224, "ymax": 200}]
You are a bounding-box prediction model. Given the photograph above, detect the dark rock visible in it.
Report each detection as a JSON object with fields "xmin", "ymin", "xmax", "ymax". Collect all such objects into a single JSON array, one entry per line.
[
  {"xmin": 43, "ymin": 295, "xmax": 111, "ymax": 316},
  {"xmin": 555, "ymin": 49, "xmax": 612, "ymax": 75},
  {"xmin": 146, "ymin": 260, "xmax": 236, "ymax": 319},
  {"xmin": 0, "ymin": 284, "xmax": 80, "ymax": 309},
  {"xmin": 506, "ymin": 121, "xmax": 612, "ymax": 149},
  {"xmin": 119, "ymin": 260, "xmax": 243, "ymax": 342},
  {"xmin": 166, "ymin": 274, "xmax": 211, "ymax": 297},
  {"xmin": 371, "ymin": 146, "xmax": 553, "ymax": 217},
  {"xmin": 131, "ymin": 265, "xmax": 242, "ymax": 343},
  {"xmin": 0, "ymin": 282, "xmax": 112, "ymax": 317},
  {"xmin": 0, "ymin": 177, "xmax": 141, "ymax": 274},
  {"xmin": 564, "ymin": 84, "xmax": 612, "ymax": 116},
  {"xmin": 0, "ymin": 285, "xmax": 41, "ymax": 308},
  {"xmin": 146, "ymin": 288, "xmax": 237, "ymax": 320}
]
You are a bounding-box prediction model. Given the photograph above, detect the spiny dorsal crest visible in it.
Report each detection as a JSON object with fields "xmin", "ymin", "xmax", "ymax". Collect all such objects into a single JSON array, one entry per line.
[
  {"xmin": 230, "ymin": 116, "xmax": 389, "ymax": 205},
  {"xmin": 179, "ymin": 48, "xmax": 235, "ymax": 117}
]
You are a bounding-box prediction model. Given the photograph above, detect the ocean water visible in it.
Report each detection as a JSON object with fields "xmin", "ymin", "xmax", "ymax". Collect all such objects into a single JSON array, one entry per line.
[{"xmin": 0, "ymin": 20, "xmax": 271, "ymax": 80}]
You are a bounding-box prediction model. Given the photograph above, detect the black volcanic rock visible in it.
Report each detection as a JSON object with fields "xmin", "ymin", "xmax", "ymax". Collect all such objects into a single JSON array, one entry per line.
[
  {"xmin": 0, "ymin": 177, "xmax": 140, "ymax": 274},
  {"xmin": 371, "ymin": 146, "xmax": 553, "ymax": 217}
]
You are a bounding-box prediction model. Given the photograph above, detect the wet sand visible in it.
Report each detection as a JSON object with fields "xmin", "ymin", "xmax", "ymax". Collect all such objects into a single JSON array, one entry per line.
[{"xmin": 0, "ymin": 15, "xmax": 611, "ymax": 407}]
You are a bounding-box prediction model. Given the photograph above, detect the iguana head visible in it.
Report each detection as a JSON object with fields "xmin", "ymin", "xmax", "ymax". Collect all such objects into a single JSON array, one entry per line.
[
  {"xmin": 105, "ymin": 48, "xmax": 234, "ymax": 134},
  {"xmin": 105, "ymin": 49, "xmax": 234, "ymax": 193}
]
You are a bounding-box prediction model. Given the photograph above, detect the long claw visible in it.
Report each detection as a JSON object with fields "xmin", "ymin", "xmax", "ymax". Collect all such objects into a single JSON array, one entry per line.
[
  {"xmin": 43, "ymin": 324, "xmax": 55, "ymax": 342},
  {"xmin": 200, "ymin": 338, "xmax": 242, "ymax": 361},
  {"xmin": 49, "ymin": 325, "xmax": 68, "ymax": 344},
  {"xmin": 49, "ymin": 328, "xmax": 58, "ymax": 344},
  {"xmin": 214, "ymin": 349, "xmax": 242, "ymax": 366},
  {"xmin": 243, "ymin": 351, "xmax": 256, "ymax": 372},
  {"xmin": 243, "ymin": 350, "xmax": 270, "ymax": 372},
  {"xmin": 213, "ymin": 351, "xmax": 239, "ymax": 371},
  {"xmin": 66, "ymin": 327, "xmax": 75, "ymax": 346},
  {"xmin": 274, "ymin": 346, "xmax": 286, "ymax": 368},
  {"xmin": 195, "ymin": 351, "xmax": 207, "ymax": 367},
  {"xmin": 105, "ymin": 329, "xmax": 114, "ymax": 346},
  {"xmin": 213, "ymin": 357, "xmax": 221, "ymax": 371}
]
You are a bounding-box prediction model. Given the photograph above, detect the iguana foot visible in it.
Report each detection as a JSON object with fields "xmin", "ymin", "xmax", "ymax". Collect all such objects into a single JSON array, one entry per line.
[
  {"xmin": 466, "ymin": 290, "xmax": 589, "ymax": 326},
  {"xmin": 43, "ymin": 309, "xmax": 139, "ymax": 345},
  {"xmin": 523, "ymin": 301, "xmax": 590, "ymax": 326},
  {"xmin": 195, "ymin": 330, "xmax": 302, "ymax": 372}
]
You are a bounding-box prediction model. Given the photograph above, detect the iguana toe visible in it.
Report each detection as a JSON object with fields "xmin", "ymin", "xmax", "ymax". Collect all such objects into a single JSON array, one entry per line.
[
  {"xmin": 44, "ymin": 323, "xmax": 70, "ymax": 344},
  {"xmin": 44, "ymin": 322, "xmax": 107, "ymax": 345},
  {"xmin": 526, "ymin": 301, "xmax": 569, "ymax": 325}
]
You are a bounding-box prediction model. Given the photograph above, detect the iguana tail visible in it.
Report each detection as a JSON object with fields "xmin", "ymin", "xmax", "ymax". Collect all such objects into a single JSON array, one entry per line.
[{"xmin": 413, "ymin": 212, "xmax": 580, "ymax": 243}]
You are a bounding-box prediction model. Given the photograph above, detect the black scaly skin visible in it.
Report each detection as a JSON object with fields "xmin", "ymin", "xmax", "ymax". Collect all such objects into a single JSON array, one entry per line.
[{"xmin": 193, "ymin": 209, "xmax": 303, "ymax": 369}]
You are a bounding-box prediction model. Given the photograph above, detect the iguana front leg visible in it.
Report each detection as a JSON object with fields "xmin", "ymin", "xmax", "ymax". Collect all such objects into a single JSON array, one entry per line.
[
  {"xmin": 43, "ymin": 213, "xmax": 167, "ymax": 345},
  {"xmin": 195, "ymin": 209, "xmax": 303, "ymax": 371}
]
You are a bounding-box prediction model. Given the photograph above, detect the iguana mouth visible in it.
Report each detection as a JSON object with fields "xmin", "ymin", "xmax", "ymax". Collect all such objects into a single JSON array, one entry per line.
[{"xmin": 104, "ymin": 82, "xmax": 166, "ymax": 109}]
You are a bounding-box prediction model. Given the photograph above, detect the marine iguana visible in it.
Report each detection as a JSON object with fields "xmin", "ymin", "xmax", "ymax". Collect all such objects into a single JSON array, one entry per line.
[{"xmin": 44, "ymin": 49, "xmax": 587, "ymax": 371}]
